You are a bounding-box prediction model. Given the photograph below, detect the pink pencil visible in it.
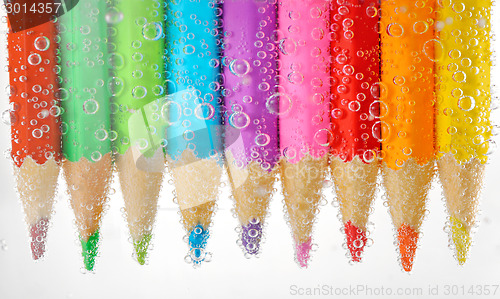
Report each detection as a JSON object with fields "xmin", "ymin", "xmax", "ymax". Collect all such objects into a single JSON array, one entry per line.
[{"xmin": 278, "ymin": 0, "xmax": 331, "ymax": 268}]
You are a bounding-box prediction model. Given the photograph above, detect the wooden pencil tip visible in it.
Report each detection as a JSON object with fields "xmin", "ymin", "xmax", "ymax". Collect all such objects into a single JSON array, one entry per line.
[
  {"xmin": 397, "ymin": 224, "xmax": 419, "ymax": 272},
  {"xmin": 80, "ymin": 230, "xmax": 100, "ymax": 271},
  {"xmin": 133, "ymin": 234, "xmax": 152, "ymax": 266},
  {"xmin": 241, "ymin": 221, "xmax": 263, "ymax": 255},
  {"xmin": 344, "ymin": 221, "xmax": 367, "ymax": 263},
  {"xmin": 295, "ymin": 237, "xmax": 312, "ymax": 268},
  {"xmin": 450, "ymin": 217, "xmax": 471, "ymax": 266},
  {"xmin": 30, "ymin": 218, "xmax": 50, "ymax": 260},
  {"xmin": 187, "ymin": 224, "xmax": 210, "ymax": 265}
]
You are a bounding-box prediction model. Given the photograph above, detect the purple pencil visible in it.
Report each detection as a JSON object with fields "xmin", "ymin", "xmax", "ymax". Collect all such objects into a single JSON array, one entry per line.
[{"xmin": 223, "ymin": 0, "xmax": 279, "ymax": 256}]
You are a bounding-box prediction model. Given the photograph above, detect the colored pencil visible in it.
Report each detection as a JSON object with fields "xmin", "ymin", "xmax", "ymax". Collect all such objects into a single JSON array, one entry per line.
[
  {"xmin": 110, "ymin": 0, "xmax": 167, "ymax": 265},
  {"xmin": 166, "ymin": 0, "xmax": 224, "ymax": 265},
  {"xmin": 330, "ymin": 0, "xmax": 380, "ymax": 263},
  {"xmin": 59, "ymin": 0, "xmax": 113, "ymax": 271},
  {"xmin": 380, "ymin": 0, "xmax": 436, "ymax": 272},
  {"xmin": 7, "ymin": 18, "xmax": 61, "ymax": 260},
  {"xmin": 278, "ymin": 0, "xmax": 331, "ymax": 268},
  {"xmin": 223, "ymin": 0, "xmax": 280, "ymax": 256},
  {"xmin": 435, "ymin": 0, "xmax": 492, "ymax": 265}
]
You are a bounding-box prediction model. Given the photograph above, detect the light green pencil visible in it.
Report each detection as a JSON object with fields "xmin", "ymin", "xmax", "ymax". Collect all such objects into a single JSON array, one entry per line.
[{"xmin": 109, "ymin": 0, "xmax": 167, "ymax": 265}]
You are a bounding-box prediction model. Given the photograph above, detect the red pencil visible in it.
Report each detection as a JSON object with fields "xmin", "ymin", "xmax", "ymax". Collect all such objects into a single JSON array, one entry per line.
[
  {"xmin": 330, "ymin": 0, "xmax": 380, "ymax": 262},
  {"xmin": 8, "ymin": 18, "xmax": 61, "ymax": 259}
]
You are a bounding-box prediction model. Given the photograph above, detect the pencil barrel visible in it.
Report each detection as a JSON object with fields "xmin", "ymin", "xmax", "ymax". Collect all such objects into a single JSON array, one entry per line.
[
  {"xmin": 58, "ymin": 0, "xmax": 112, "ymax": 162},
  {"xmin": 380, "ymin": 0, "xmax": 436, "ymax": 168},
  {"xmin": 223, "ymin": 0, "xmax": 280, "ymax": 170},
  {"xmin": 435, "ymin": 0, "xmax": 492, "ymax": 163},
  {"xmin": 110, "ymin": 0, "xmax": 168, "ymax": 158},
  {"xmin": 8, "ymin": 21, "xmax": 61, "ymax": 166},
  {"xmin": 330, "ymin": 0, "xmax": 380, "ymax": 162},
  {"xmin": 165, "ymin": 0, "xmax": 224, "ymax": 162},
  {"xmin": 278, "ymin": 0, "xmax": 331, "ymax": 163}
]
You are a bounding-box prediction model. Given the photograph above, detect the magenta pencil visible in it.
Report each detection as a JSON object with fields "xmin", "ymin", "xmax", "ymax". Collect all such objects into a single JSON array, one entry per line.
[{"xmin": 278, "ymin": 0, "xmax": 331, "ymax": 267}]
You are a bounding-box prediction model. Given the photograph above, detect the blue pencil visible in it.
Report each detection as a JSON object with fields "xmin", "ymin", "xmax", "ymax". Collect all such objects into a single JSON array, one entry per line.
[{"xmin": 165, "ymin": 0, "xmax": 224, "ymax": 266}]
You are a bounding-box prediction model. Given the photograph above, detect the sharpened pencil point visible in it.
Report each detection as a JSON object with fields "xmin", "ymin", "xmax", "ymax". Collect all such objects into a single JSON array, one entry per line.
[
  {"xmin": 188, "ymin": 224, "xmax": 210, "ymax": 264},
  {"xmin": 241, "ymin": 220, "xmax": 263, "ymax": 255},
  {"xmin": 134, "ymin": 234, "xmax": 152, "ymax": 266},
  {"xmin": 30, "ymin": 218, "xmax": 49, "ymax": 260},
  {"xmin": 344, "ymin": 221, "xmax": 367, "ymax": 263},
  {"xmin": 80, "ymin": 230, "xmax": 100, "ymax": 271},
  {"xmin": 450, "ymin": 217, "xmax": 470, "ymax": 265},
  {"xmin": 397, "ymin": 224, "xmax": 419, "ymax": 272},
  {"xmin": 295, "ymin": 237, "xmax": 312, "ymax": 268}
]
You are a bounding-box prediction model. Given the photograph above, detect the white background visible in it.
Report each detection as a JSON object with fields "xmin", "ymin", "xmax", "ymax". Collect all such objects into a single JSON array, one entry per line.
[{"xmin": 0, "ymin": 3, "xmax": 499, "ymax": 299}]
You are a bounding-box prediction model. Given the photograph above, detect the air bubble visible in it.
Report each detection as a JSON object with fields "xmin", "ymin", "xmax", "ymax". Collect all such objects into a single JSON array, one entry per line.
[
  {"xmin": 132, "ymin": 86, "xmax": 147, "ymax": 99},
  {"xmin": 34, "ymin": 36, "xmax": 50, "ymax": 51},
  {"xmin": 229, "ymin": 112, "xmax": 250, "ymax": 129},
  {"xmin": 142, "ymin": 22, "xmax": 163, "ymax": 41},
  {"xmin": 194, "ymin": 103, "xmax": 215, "ymax": 120},
  {"xmin": 332, "ymin": 108, "xmax": 344, "ymax": 119},
  {"xmin": 314, "ymin": 129, "xmax": 333, "ymax": 147},
  {"xmin": 91, "ymin": 151, "xmax": 102, "ymax": 162},
  {"xmin": 387, "ymin": 23, "xmax": 404, "ymax": 37},
  {"xmin": 83, "ymin": 99, "xmax": 99, "ymax": 114},
  {"xmin": 95, "ymin": 129, "xmax": 108, "ymax": 141},
  {"xmin": 183, "ymin": 45, "xmax": 195, "ymax": 55},
  {"xmin": 366, "ymin": 6, "xmax": 378, "ymax": 17},
  {"xmin": 255, "ymin": 134, "xmax": 271, "ymax": 146},
  {"xmin": 413, "ymin": 21, "xmax": 429, "ymax": 34},
  {"xmin": 32, "ymin": 129, "xmax": 43, "ymax": 138},
  {"xmin": 457, "ymin": 96, "xmax": 475, "ymax": 111},
  {"xmin": 106, "ymin": 7, "xmax": 124, "ymax": 24},
  {"xmin": 28, "ymin": 53, "xmax": 42, "ymax": 65}
]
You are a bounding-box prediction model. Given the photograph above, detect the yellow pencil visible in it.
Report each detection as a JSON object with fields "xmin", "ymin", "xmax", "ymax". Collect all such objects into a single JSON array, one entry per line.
[{"xmin": 435, "ymin": 0, "xmax": 492, "ymax": 265}]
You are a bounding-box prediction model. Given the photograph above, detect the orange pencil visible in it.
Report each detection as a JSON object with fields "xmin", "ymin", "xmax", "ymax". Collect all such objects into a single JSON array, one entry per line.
[{"xmin": 380, "ymin": 0, "xmax": 436, "ymax": 272}]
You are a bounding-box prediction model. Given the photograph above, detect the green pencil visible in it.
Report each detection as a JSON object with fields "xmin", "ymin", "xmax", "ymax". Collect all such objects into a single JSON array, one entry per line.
[
  {"xmin": 109, "ymin": 0, "xmax": 167, "ymax": 265},
  {"xmin": 59, "ymin": 0, "xmax": 113, "ymax": 271}
]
